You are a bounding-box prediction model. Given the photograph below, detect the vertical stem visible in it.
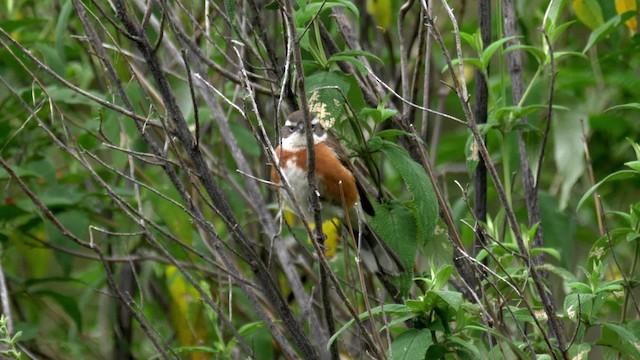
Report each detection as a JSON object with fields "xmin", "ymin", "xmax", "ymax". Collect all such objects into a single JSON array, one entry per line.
[
  {"xmin": 501, "ymin": 0, "xmax": 546, "ymax": 263},
  {"xmin": 282, "ymin": 1, "xmax": 335, "ymax": 358},
  {"xmin": 473, "ymin": 0, "xmax": 491, "ymax": 256}
]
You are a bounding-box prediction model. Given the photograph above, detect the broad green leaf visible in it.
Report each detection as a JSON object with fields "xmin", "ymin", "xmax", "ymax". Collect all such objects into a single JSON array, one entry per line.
[
  {"xmin": 573, "ymin": 0, "xmax": 604, "ymax": 30},
  {"xmin": 371, "ymin": 202, "xmax": 418, "ymax": 287},
  {"xmin": 564, "ymin": 293, "xmax": 595, "ymax": 321},
  {"xmin": 389, "ymin": 328, "xmax": 432, "ymax": 360},
  {"xmin": 378, "ymin": 141, "xmax": 438, "ymax": 245},
  {"xmin": 597, "ymin": 323, "xmax": 640, "ymax": 358},
  {"xmin": 433, "ymin": 290, "xmax": 463, "ymax": 311},
  {"xmin": 305, "ymin": 71, "xmax": 351, "ymax": 127}
]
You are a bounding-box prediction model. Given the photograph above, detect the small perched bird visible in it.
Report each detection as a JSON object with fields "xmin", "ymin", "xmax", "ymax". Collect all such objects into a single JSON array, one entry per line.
[{"xmin": 271, "ymin": 110, "xmax": 403, "ymax": 276}]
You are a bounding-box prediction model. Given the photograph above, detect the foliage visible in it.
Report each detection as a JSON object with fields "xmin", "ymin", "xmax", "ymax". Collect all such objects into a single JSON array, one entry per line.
[{"xmin": 0, "ymin": 0, "xmax": 639, "ymax": 359}]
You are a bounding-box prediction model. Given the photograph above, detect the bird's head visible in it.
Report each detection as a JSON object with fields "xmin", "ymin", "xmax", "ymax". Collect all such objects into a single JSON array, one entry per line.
[{"xmin": 280, "ymin": 110, "xmax": 327, "ymax": 151}]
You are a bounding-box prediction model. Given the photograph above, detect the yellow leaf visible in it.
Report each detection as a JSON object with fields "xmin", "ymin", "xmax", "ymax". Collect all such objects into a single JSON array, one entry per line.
[
  {"xmin": 615, "ymin": 0, "xmax": 638, "ymax": 35},
  {"xmin": 283, "ymin": 209, "xmax": 296, "ymax": 226},
  {"xmin": 366, "ymin": 0, "xmax": 393, "ymax": 30},
  {"xmin": 165, "ymin": 266, "xmax": 209, "ymax": 359},
  {"xmin": 573, "ymin": 0, "xmax": 605, "ymax": 30},
  {"xmin": 322, "ymin": 218, "xmax": 341, "ymax": 258},
  {"xmin": 308, "ymin": 218, "xmax": 341, "ymax": 258}
]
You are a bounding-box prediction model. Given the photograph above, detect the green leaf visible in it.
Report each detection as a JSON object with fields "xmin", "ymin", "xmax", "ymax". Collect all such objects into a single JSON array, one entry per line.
[
  {"xmin": 295, "ymin": 1, "xmax": 359, "ymax": 27},
  {"xmin": 238, "ymin": 321, "xmax": 265, "ymax": 336},
  {"xmin": 442, "ymin": 58, "xmax": 484, "ymax": 73},
  {"xmin": 577, "ymin": 170, "xmax": 637, "ymax": 210},
  {"xmin": 390, "ymin": 328, "xmax": 432, "ymax": 360},
  {"xmin": 459, "ymin": 31, "xmax": 481, "ymax": 53},
  {"xmin": 432, "ymin": 265, "xmax": 453, "ymax": 291},
  {"xmin": 564, "ymin": 293, "xmax": 595, "ymax": 321},
  {"xmin": 371, "ymin": 202, "xmax": 418, "ymax": 281},
  {"xmin": 625, "ymin": 160, "xmax": 640, "ymax": 172},
  {"xmin": 433, "ymin": 290, "xmax": 463, "ymax": 311},
  {"xmin": 539, "ymin": 192, "xmax": 575, "ymax": 268},
  {"xmin": 597, "ymin": 323, "xmax": 640, "ymax": 358},
  {"xmin": 0, "ymin": 18, "xmax": 47, "ymax": 32},
  {"xmin": 448, "ymin": 335, "xmax": 481, "ymax": 357},
  {"xmin": 480, "ymin": 36, "xmax": 519, "ymax": 68},
  {"xmin": 573, "ymin": 0, "xmax": 604, "ymax": 30},
  {"xmin": 375, "ymin": 129, "xmax": 411, "ymax": 140},
  {"xmin": 583, "ymin": 13, "xmax": 637, "ymax": 53},
  {"xmin": 55, "ymin": 0, "xmax": 73, "ymax": 62},
  {"xmin": 329, "ymin": 49, "xmax": 383, "ymax": 64},
  {"xmin": 326, "ymin": 55, "xmax": 367, "ymax": 73},
  {"xmin": 546, "ymin": 0, "xmax": 568, "ymax": 27},
  {"xmin": 360, "ymin": 106, "xmax": 398, "ymax": 123},
  {"xmin": 504, "ymin": 44, "xmax": 546, "ymax": 65},
  {"xmin": 231, "ymin": 121, "xmax": 261, "ymax": 157},
  {"xmin": 32, "ymin": 290, "xmax": 82, "ymax": 332},
  {"xmin": 306, "ymin": 71, "xmax": 351, "ymax": 127},
  {"xmin": 606, "ymin": 103, "xmax": 640, "ymax": 112},
  {"xmin": 553, "ymin": 51, "xmax": 588, "ymax": 62},
  {"xmin": 328, "ymin": 304, "xmax": 411, "ymax": 348},
  {"xmin": 377, "ymin": 141, "xmax": 439, "ymax": 247},
  {"xmin": 45, "ymin": 86, "xmax": 104, "ymax": 106},
  {"xmin": 531, "ymin": 247, "xmax": 561, "ymax": 261},
  {"xmin": 44, "ymin": 210, "xmax": 89, "ymax": 275},
  {"xmin": 549, "ymin": 20, "xmax": 576, "ymax": 43},
  {"xmin": 568, "ymin": 343, "xmax": 591, "ymax": 360}
]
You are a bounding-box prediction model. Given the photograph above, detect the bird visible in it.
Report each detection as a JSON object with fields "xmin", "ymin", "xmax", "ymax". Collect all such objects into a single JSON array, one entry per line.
[{"xmin": 270, "ymin": 110, "xmax": 404, "ymax": 277}]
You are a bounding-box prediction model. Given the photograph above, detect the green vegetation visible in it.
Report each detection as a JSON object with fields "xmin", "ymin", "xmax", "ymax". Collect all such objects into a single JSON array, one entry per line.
[{"xmin": 0, "ymin": 0, "xmax": 639, "ymax": 359}]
